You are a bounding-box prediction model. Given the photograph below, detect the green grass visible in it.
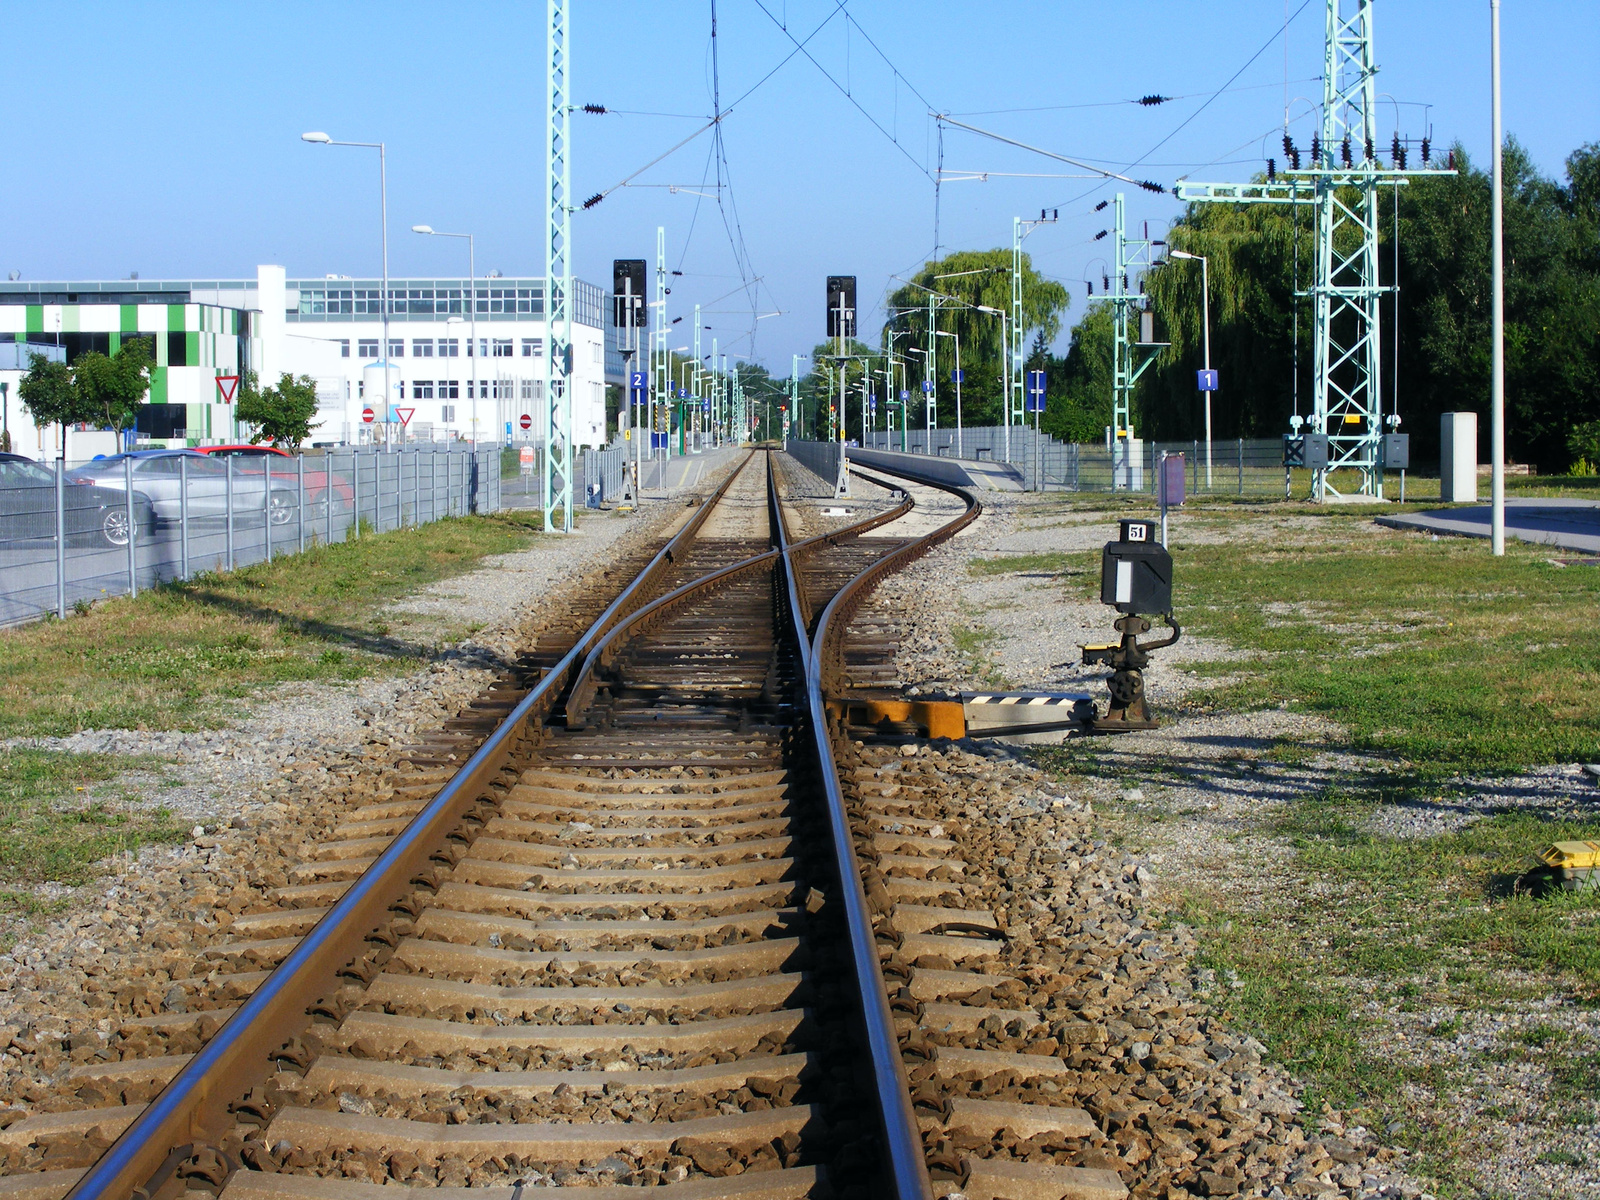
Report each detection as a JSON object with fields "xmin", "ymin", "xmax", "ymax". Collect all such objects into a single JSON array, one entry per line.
[
  {"xmin": 1168, "ymin": 519, "xmax": 1600, "ymax": 776},
  {"xmin": 0, "ymin": 749, "xmax": 185, "ymax": 894},
  {"xmin": 0, "ymin": 512, "xmax": 543, "ymax": 738},
  {"xmin": 967, "ymin": 552, "xmax": 1085, "ymax": 578}
]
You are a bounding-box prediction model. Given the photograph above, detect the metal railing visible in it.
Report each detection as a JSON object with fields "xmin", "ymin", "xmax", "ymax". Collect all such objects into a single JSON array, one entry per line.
[{"xmin": 0, "ymin": 447, "xmax": 502, "ymax": 628}]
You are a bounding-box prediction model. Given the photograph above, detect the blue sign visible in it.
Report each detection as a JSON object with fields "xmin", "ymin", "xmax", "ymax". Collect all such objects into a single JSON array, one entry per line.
[
  {"xmin": 629, "ymin": 370, "xmax": 646, "ymax": 391},
  {"xmin": 899, "ymin": 389, "xmax": 910, "ymax": 402},
  {"xmin": 1025, "ymin": 369, "xmax": 1047, "ymax": 413},
  {"xmin": 1197, "ymin": 368, "xmax": 1219, "ymax": 392},
  {"xmin": 921, "ymin": 380, "xmax": 934, "ymax": 393},
  {"xmin": 677, "ymin": 388, "xmax": 689, "ymax": 399},
  {"xmin": 702, "ymin": 398, "xmax": 711, "ymax": 413},
  {"xmin": 869, "ymin": 397, "xmax": 878, "ymax": 412},
  {"xmin": 951, "ymin": 369, "xmax": 964, "ymax": 383},
  {"xmin": 505, "ymin": 421, "xmax": 513, "ymax": 440}
]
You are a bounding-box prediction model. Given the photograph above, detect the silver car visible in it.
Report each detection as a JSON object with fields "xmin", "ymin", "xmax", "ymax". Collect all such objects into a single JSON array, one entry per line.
[{"xmin": 67, "ymin": 451, "xmax": 301, "ymax": 526}]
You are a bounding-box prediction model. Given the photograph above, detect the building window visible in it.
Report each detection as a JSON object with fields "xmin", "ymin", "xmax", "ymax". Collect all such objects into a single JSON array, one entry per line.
[
  {"xmin": 167, "ymin": 331, "xmax": 188, "ymax": 367},
  {"xmin": 493, "ymin": 378, "xmax": 517, "ymax": 400},
  {"xmin": 388, "ymin": 339, "xmax": 404, "ymax": 358},
  {"xmin": 358, "ymin": 338, "xmax": 379, "ymax": 358},
  {"xmin": 412, "ymin": 380, "xmax": 434, "ymax": 400},
  {"xmin": 438, "ymin": 379, "xmax": 459, "ymax": 400},
  {"xmin": 441, "ymin": 404, "xmax": 456, "ymax": 423},
  {"xmin": 492, "ymin": 338, "xmax": 513, "ymax": 357},
  {"xmin": 592, "ymin": 343, "xmax": 601, "ymax": 363},
  {"xmin": 521, "ymin": 338, "xmax": 542, "ymax": 357},
  {"xmin": 338, "ymin": 339, "xmax": 350, "ymax": 358},
  {"xmin": 438, "ymin": 338, "xmax": 459, "ymax": 358},
  {"xmin": 521, "ymin": 378, "xmax": 542, "ymax": 401},
  {"xmin": 413, "ymin": 338, "xmax": 434, "ymax": 358}
]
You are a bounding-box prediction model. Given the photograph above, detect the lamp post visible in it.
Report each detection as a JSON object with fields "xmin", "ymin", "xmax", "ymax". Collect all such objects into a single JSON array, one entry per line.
[
  {"xmin": 303, "ymin": 132, "xmax": 391, "ymax": 450},
  {"xmin": 412, "ymin": 226, "xmax": 476, "ymax": 450},
  {"xmin": 936, "ymin": 329, "xmax": 962, "ymax": 459},
  {"xmin": 1490, "ymin": 0, "xmax": 1506, "ymax": 555},
  {"xmin": 1168, "ymin": 249, "xmax": 1213, "ymax": 487}
]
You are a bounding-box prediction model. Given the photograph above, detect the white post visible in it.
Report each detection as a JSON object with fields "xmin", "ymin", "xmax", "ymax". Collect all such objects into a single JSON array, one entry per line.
[
  {"xmin": 124, "ymin": 456, "xmax": 137, "ymax": 597},
  {"xmin": 179, "ymin": 454, "xmax": 190, "ymax": 580},
  {"xmin": 54, "ymin": 457, "xmax": 66, "ymax": 619},
  {"xmin": 1489, "ymin": 0, "xmax": 1505, "ymax": 555},
  {"xmin": 1201, "ymin": 254, "xmax": 1213, "ymax": 490},
  {"xmin": 225, "ymin": 455, "xmax": 235, "ymax": 571}
]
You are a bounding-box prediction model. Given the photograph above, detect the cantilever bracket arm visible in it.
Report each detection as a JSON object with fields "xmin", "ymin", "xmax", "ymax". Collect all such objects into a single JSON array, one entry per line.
[{"xmin": 1139, "ymin": 613, "xmax": 1182, "ymax": 653}]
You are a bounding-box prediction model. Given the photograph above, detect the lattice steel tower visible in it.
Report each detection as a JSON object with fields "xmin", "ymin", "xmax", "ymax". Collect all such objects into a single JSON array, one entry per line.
[
  {"xmin": 1175, "ymin": 0, "xmax": 1450, "ymax": 498},
  {"xmin": 542, "ymin": 0, "xmax": 574, "ymax": 531}
]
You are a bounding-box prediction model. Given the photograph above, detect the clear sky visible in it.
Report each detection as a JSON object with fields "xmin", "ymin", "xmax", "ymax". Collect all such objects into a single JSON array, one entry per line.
[{"xmin": 5, "ymin": 2, "xmax": 1595, "ymax": 370}]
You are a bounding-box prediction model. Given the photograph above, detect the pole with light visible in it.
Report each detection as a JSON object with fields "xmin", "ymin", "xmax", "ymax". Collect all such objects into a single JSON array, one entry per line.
[
  {"xmin": 302, "ymin": 132, "xmax": 390, "ymax": 449},
  {"xmin": 1168, "ymin": 248, "xmax": 1214, "ymax": 487},
  {"xmin": 1489, "ymin": 0, "xmax": 1505, "ymax": 555},
  {"xmin": 412, "ymin": 226, "xmax": 476, "ymax": 449},
  {"xmin": 936, "ymin": 329, "xmax": 962, "ymax": 459}
]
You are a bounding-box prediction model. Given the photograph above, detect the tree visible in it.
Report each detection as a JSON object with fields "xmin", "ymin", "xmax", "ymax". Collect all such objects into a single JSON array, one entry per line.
[
  {"xmin": 883, "ymin": 249, "xmax": 1070, "ymax": 430},
  {"xmin": 237, "ymin": 370, "xmax": 319, "ymax": 448},
  {"xmin": 17, "ymin": 353, "xmax": 82, "ymax": 450},
  {"xmin": 72, "ymin": 339, "xmax": 154, "ymax": 434}
]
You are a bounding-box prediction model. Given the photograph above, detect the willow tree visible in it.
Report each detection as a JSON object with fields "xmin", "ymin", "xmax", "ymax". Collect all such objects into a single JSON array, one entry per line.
[{"xmin": 883, "ymin": 249, "xmax": 1069, "ymax": 430}]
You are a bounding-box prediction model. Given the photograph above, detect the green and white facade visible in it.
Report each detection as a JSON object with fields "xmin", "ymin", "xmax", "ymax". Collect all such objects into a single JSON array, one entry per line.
[{"xmin": 0, "ymin": 265, "xmax": 613, "ymax": 459}]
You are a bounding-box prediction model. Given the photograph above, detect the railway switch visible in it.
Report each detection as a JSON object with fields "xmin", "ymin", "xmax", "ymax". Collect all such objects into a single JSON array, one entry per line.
[{"xmin": 1082, "ymin": 519, "xmax": 1181, "ymax": 731}]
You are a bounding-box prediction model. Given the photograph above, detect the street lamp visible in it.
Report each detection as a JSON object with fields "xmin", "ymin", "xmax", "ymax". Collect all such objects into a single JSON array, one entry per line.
[
  {"xmin": 1169, "ymin": 249, "xmax": 1214, "ymax": 487},
  {"xmin": 303, "ymin": 131, "xmax": 392, "ymax": 449},
  {"xmin": 413, "ymin": 226, "xmax": 477, "ymax": 450},
  {"xmin": 936, "ymin": 329, "xmax": 962, "ymax": 459}
]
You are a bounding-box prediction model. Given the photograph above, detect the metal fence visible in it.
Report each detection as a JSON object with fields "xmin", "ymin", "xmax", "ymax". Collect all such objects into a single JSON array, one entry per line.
[
  {"xmin": 853, "ymin": 426, "xmax": 1293, "ymax": 495},
  {"xmin": 0, "ymin": 447, "xmax": 502, "ymax": 628},
  {"xmin": 582, "ymin": 445, "xmax": 627, "ymax": 505}
]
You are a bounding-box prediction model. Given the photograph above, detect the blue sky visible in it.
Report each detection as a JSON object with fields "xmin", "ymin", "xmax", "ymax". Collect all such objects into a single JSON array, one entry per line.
[{"xmin": 5, "ymin": 1, "xmax": 1595, "ymax": 369}]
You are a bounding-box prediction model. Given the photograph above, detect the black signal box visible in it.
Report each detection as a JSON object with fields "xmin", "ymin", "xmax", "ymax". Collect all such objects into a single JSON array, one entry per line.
[
  {"xmin": 1101, "ymin": 520, "xmax": 1173, "ymax": 616},
  {"xmin": 1381, "ymin": 433, "xmax": 1410, "ymax": 470},
  {"xmin": 613, "ymin": 260, "xmax": 647, "ymax": 328},
  {"xmin": 1283, "ymin": 432, "xmax": 1330, "ymax": 470},
  {"xmin": 826, "ymin": 276, "xmax": 856, "ymax": 339}
]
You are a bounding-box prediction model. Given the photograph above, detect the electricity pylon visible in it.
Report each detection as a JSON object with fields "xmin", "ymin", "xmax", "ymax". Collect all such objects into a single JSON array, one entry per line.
[
  {"xmin": 653, "ymin": 226, "xmax": 668, "ymax": 459},
  {"xmin": 1010, "ymin": 211, "xmax": 1056, "ymax": 462},
  {"xmin": 1107, "ymin": 194, "xmax": 1165, "ymax": 476},
  {"xmin": 1174, "ymin": 0, "xmax": 1452, "ymax": 498},
  {"xmin": 541, "ymin": 0, "xmax": 573, "ymax": 531}
]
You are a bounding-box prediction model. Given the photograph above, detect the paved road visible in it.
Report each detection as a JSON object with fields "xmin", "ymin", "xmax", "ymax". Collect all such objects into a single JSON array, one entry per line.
[{"xmin": 1377, "ymin": 498, "xmax": 1600, "ymax": 554}]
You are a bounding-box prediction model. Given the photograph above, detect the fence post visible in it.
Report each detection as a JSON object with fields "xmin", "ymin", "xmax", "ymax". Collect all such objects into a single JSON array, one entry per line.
[
  {"xmin": 263, "ymin": 454, "xmax": 273, "ymax": 565},
  {"xmin": 225, "ymin": 455, "xmax": 235, "ymax": 571},
  {"xmin": 55, "ymin": 457, "xmax": 66, "ymax": 619},
  {"xmin": 297, "ymin": 454, "xmax": 306, "ymax": 552},
  {"xmin": 1192, "ymin": 440, "xmax": 1199, "ymax": 493},
  {"xmin": 179, "ymin": 454, "xmax": 190, "ymax": 580},
  {"xmin": 414, "ymin": 449, "xmax": 422, "ymax": 526},
  {"xmin": 124, "ymin": 455, "xmax": 137, "ymax": 598},
  {"xmin": 327, "ymin": 453, "xmax": 335, "ymax": 545},
  {"xmin": 1238, "ymin": 438, "xmax": 1244, "ymax": 496}
]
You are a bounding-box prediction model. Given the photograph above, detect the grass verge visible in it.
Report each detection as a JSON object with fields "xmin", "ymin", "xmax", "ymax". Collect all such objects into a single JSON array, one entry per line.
[
  {"xmin": 0, "ymin": 511, "xmax": 543, "ymax": 739},
  {"xmin": 0, "ymin": 748, "xmax": 185, "ymax": 902},
  {"xmin": 1030, "ymin": 506, "xmax": 1600, "ymax": 1192}
]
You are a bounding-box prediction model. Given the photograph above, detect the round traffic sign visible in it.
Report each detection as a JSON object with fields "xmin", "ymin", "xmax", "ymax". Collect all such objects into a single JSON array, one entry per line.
[
  {"xmin": 519, "ymin": 413, "xmax": 532, "ymax": 431},
  {"xmin": 361, "ymin": 407, "xmax": 375, "ymax": 424}
]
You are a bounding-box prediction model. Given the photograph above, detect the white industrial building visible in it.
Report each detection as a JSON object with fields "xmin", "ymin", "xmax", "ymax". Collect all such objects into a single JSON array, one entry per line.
[{"xmin": 0, "ymin": 265, "xmax": 619, "ymax": 459}]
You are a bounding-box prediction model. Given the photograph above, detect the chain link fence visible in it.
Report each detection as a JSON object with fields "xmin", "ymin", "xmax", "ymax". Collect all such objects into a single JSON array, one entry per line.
[{"xmin": 0, "ymin": 446, "xmax": 502, "ymax": 628}]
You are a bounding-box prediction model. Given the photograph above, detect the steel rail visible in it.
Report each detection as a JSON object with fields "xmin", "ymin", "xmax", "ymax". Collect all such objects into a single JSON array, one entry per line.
[
  {"xmin": 65, "ymin": 453, "xmax": 757, "ymax": 1200},
  {"xmin": 779, "ymin": 457, "xmax": 982, "ymax": 1200}
]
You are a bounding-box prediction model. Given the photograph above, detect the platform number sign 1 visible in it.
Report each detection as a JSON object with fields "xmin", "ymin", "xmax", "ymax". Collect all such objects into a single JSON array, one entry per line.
[{"xmin": 1196, "ymin": 368, "xmax": 1219, "ymax": 392}]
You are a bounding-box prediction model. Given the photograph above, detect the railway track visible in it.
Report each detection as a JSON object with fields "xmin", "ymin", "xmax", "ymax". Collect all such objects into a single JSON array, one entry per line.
[{"xmin": 0, "ymin": 450, "xmax": 1131, "ymax": 1200}]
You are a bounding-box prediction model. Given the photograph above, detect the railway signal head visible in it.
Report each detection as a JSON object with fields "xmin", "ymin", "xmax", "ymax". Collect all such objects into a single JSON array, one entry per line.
[
  {"xmin": 826, "ymin": 276, "xmax": 857, "ymax": 339},
  {"xmin": 613, "ymin": 260, "xmax": 647, "ymax": 328}
]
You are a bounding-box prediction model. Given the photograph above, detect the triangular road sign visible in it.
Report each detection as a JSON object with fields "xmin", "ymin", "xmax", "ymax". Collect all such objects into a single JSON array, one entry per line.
[
  {"xmin": 215, "ymin": 374, "xmax": 240, "ymax": 404},
  {"xmin": 394, "ymin": 407, "xmax": 415, "ymax": 427}
]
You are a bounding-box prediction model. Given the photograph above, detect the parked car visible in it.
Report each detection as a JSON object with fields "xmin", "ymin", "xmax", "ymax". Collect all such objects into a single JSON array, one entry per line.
[
  {"xmin": 0, "ymin": 452, "xmax": 157, "ymax": 548},
  {"xmin": 196, "ymin": 444, "xmax": 354, "ymax": 511},
  {"xmin": 66, "ymin": 450, "xmax": 301, "ymax": 526}
]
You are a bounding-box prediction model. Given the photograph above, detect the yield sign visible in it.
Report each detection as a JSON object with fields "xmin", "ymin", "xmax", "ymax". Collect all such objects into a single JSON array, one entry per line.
[
  {"xmin": 215, "ymin": 374, "xmax": 240, "ymax": 404},
  {"xmin": 394, "ymin": 407, "xmax": 415, "ymax": 427}
]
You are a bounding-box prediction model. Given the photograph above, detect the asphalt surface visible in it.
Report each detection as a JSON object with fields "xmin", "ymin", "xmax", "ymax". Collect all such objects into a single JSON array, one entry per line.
[{"xmin": 1377, "ymin": 497, "xmax": 1600, "ymax": 554}]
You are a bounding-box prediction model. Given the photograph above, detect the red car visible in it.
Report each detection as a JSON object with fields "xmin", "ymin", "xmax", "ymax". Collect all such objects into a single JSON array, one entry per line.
[{"xmin": 197, "ymin": 445, "xmax": 354, "ymax": 509}]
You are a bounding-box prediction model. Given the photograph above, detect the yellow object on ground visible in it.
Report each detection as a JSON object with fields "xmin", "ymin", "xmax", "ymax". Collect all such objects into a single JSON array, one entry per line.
[{"xmin": 1537, "ymin": 841, "xmax": 1600, "ymax": 870}]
